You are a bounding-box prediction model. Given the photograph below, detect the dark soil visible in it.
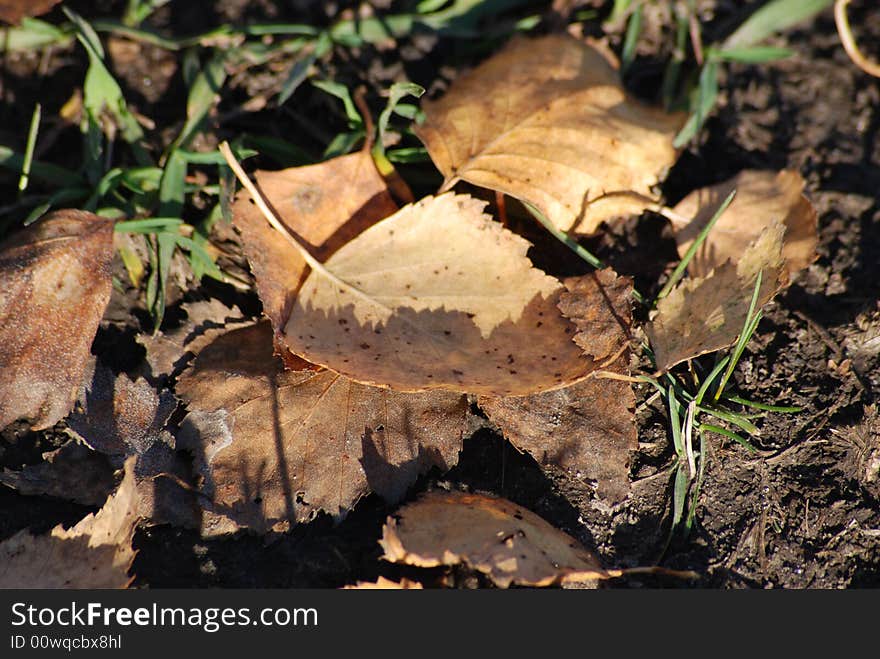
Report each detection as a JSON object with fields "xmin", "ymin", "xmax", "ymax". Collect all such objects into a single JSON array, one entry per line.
[{"xmin": 2, "ymin": 1, "xmax": 879, "ymax": 588}]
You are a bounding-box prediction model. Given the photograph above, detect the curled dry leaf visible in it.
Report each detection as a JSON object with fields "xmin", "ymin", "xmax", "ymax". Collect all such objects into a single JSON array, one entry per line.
[
  {"xmin": 0, "ymin": 0, "xmax": 61, "ymax": 24},
  {"xmin": 176, "ymin": 321, "xmax": 467, "ymax": 533},
  {"xmin": 285, "ymin": 193, "xmax": 596, "ymax": 396},
  {"xmin": 647, "ymin": 221, "xmax": 786, "ymax": 372},
  {"xmin": 0, "ymin": 457, "xmax": 139, "ymax": 589},
  {"xmin": 416, "ymin": 34, "xmax": 683, "ymax": 234},
  {"xmin": 380, "ymin": 491, "xmax": 608, "ymax": 587},
  {"xmin": 343, "ymin": 576, "xmax": 423, "ymax": 589},
  {"xmin": 672, "ymin": 170, "xmax": 818, "ymax": 278},
  {"xmin": 0, "ymin": 210, "xmax": 114, "ymax": 431},
  {"xmin": 232, "ymin": 146, "xmax": 398, "ymax": 360},
  {"xmin": 479, "ymin": 270, "xmax": 637, "ymax": 503}
]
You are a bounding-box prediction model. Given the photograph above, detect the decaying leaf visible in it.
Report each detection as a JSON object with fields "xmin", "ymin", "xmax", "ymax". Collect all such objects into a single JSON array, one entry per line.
[
  {"xmin": 232, "ymin": 146, "xmax": 397, "ymax": 358},
  {"xmin": 137, "ymin": 298, "xmax": 248, "ymax": 381},
  {"xmin": 0, "ymin": 0, "xmax": 61, "ymax": 24},
  {"xmin": 480, "ymin": 270, "xmax": 636, "ymax": 503},
  {"xmin": 0, "ymin": 440, "xmax": 115, "ymax": 506},
  {"xmin": 380, "ymin": 491, "xmax": 608, "ymax": 587},
  {"xmin": 343, "ymin": 576, "xmax": 423, "ymax": 589},
  {"xmin": 284, "ymin": 193, "xmax": 598, "ymax": 396},
  {"xmin": 416, "ymin": 34, "xmax": 683, "ymax": 234},
  {"xmin": 68, "ymin": 362, "xmax": 176, "ymax": 461},
  {"xmin": 647, "ymin": 221, "xmax": 786, "ymax": 372},
  {"xmin": 672, "ymin": 170, "xmax": 818, "ymax": 278},
  {"xmin": 0, "ymin": 457, "xmax": 139, "ymax": 589},
  {"xmin": 66, "ymin": 363, "xmax": 199, "ymax": 527},
  {"xmin": 0, "ymin": 210, "xmax": 115, "ymax": 431},
  {"xmin": 176, "ymin": 321, "xmax": 467, "ymax": 533}
]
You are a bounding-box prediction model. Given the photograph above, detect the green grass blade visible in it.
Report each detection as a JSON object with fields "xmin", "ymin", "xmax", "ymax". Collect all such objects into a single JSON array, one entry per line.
[
  {"xmin": 714, "ymin": 270, "xmax": 763, "ymax": 400},
  {"xmin": 673, "ymin": 59, "xmax": 718, "ymax": 147},
  {"xmin": 172, "ymin": 53, "xmax": 227, "ymax": 151},
  {"xmin": 0, "ymin": 146, "xmax": 83, "ymax": 187},
  {"xmin": 5, "ymin": 18, "xmax": 73, "ymax": 51},
  {"xmin": 655, "ymin": 188, "xmax": 736, "ymax": 302},
  {"xmin": 710, "ymin": 45, "xmax": 794, "ymax": 63},
  {"xmin": 685, "ymin": 431, "xmax": 707, "ymax": 533},
  {"xmin": 697, "ymin": 406, "xmax": 760, "ymax": 436},
  {"xmin": 699, "ymin": 423, "xmax": 758, "ymax": 452},
  {"xmin": 17, "ymin": 103, "xmax": 41, "ymax": 193},
  {"xmin": 723, "ymin": 395, "xmax": 802, "ymax": 413},
  {"xmin": 311, "ymin": 80, "xmax": 363, "ymax": 128},
  {"xmin": 723, "ymin": 0, "xmax": 833, "ymax": 49},
  {"xmin": 376, "ymin": 82, "xmax": 425, "ymax": 150},
  {"xmin": 694, "ymin": 355, "xmax": 731, "ymax": 405},
  {"xmin": 668, "ymin": 384, "xmax": 684, "ymax": 457},
  {"xmin": 672, "ymin": 463, "xmax": 688, "ymax": 529},
  {"xmin": 114, "ymin": 218, "xmax": 184, "ymax": 233},
  {"xmin": 621, "ymin": 3, "xmax": 643, "ymax": 73}
]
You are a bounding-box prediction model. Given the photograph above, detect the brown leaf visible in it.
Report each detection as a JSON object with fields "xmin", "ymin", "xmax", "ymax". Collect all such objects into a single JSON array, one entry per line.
[
  {"xmin": 176, "ymin": 321, "xmax": 467, "ymax": 533},
  {"xmin": 672, "ymin": 170, "xmax": 818, "ymax": 279},
  {"xmin": 0, "ymin": 210, "xmax": 115, "ymax": 431},
  {"xmin": 232, "ymin": 147, "xmax": 397, "ymax": 350},
  {"xmin": 343, "ymin": 576, "xmax": 423, "ymax": 589},
  {"xmin": 0, "ymin": 457, "xmax": 139, "ymax": 589},
  {"xmin": 137, "ymin": 298, "xmax": 248, "ymax": 381},
  {"xmin": 65, "ymin": 363, "xmax": 200, "ymax": 528},
  {"xmin": 480, "ymin": 270, "xmax": 636, "ymax": 503},
  {"xmin": 0, "ymin": 441, "xmax": 115, "ymax": 506},
  {"xmin": 284, "ymin": 193, "xmax": 597, "ymax": 396},
  {"xmin": 0, "ymin": 0, "xmax": 61, "ymax": 24},
  {"xmin": 647, "ymin": 221, "xmax": 786, "ymax": 372},
  {"xmin": 416, "ymin": 34, "xmax": 683, "ymax": 234},
  {"xmin": 68, "ymin": 362, "xmax": 176, "ymax": 460},
  {"xmin": 380, "ymin": 491, "xmax": 608, "ymax": 587}
]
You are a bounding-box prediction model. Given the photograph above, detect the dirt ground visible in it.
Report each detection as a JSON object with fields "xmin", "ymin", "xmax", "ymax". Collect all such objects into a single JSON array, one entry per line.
[{"xmin": 1, "ymin": 1, "xmax": 879, "ymax": 588}]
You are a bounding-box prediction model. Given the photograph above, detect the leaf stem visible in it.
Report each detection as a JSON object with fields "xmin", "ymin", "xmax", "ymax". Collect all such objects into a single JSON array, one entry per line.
[{"xmin": 218, "ymin": 141, "xmax": 389, "ymax": 312}]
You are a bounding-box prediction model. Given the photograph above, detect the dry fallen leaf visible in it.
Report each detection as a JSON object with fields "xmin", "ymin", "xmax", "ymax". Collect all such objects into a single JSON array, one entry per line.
[
  {"xmin": 672, "ymin": 170, "xmax": 818, "ymax": 278},
  {"xmin": 0, "ymin": 0, "xmax": 61, "ymax": 24},
  {"xmin": 284, "ymin": 193, "xmax": 598, "ymax": 396},
  {"xmin": 343, "ymin": 576, "xmax": 423, "ymax": 589},
  {"xmin": 0, "ymin": 457, "xmax": 139, "ymax": 589},
  {"xmin": 137, "ymin": 298, "xmax": 248, "ymax": 381},
  {"xmin": 0, "ymin": 210, "xmax": 115, "ymax": 431},
  {"xmin": 480, "ymin": 270, "xmax": 637, "ymax": 503},
  {"xmin": 647, "ymin": 220, "xmax": 786, "ymax": 372},
  {"xmin": 232, "ymin": 146, "xmax": 397, "ymax": 358},
  {"xmin": 68, "ymin": 362, "xmax": 176, "ymax": 461},
  {"xmin": 176, "ymin": 321, "xmax": 467, "ymax": 533},
  {"xmin": 0, "ymin": 440, "xmax": 115, "ymax": 506},
  {"xmin": 65, "ymin": 362, "xmax": 199, "ymax": 527},
  {"xmin": 416, "ymin": 34, "xmax": 683, "ymax": 233},
  {"xmin": 380, "ymin": 491, "xmax": 608, "ymax": 587}
]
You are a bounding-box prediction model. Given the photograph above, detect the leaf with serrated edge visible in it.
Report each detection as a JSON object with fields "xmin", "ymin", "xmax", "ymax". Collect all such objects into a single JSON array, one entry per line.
[
  {"xmin": 416, "ymin": 34, "xmax": 683, "ymax": 234},
  {"xmin": 284, "ymin": 193, "xmax": 595, "ymax": 396},
  {"xmin": 647, "ymin": 220, "xmax": 786, "ymax": 372},
  {"xmin": 176, "ymin": 321, "xmax": 467, "ymax": 533},
  {"xmin": 480, "ymin": 270, "xmax": 637, "ymax": 503},
  {"xmin": 672, "ymin": 170, "xmax": 817, "ymax": 279}
]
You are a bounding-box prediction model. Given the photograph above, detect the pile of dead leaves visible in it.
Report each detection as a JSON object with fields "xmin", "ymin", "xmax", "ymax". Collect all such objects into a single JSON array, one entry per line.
[{"xmin": 0, "ymin": 34, "xmax": 819, "ymax": 588}]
